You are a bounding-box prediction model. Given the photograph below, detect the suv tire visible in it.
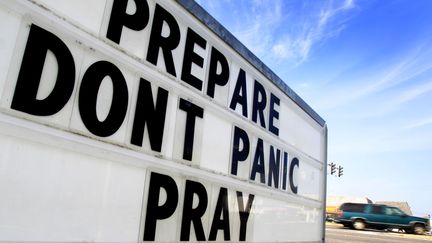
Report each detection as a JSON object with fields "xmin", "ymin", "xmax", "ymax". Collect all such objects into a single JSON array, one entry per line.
[
  {"xmin": 413, "ymin": 223, "xmax": 425, "ymax": 235},
  {"xmin": 352, "ymin": 219, "xmax": 366, "ymax": 230}
]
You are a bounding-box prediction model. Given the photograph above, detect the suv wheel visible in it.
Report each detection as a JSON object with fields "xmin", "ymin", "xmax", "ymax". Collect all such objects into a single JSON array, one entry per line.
[
  {"xmin": 352, "ymin": 219, "xmax": 366, "ymax": 230},
  {"xmin": 413, "ymin": 224, "xmax": 425, "ymax": 235}
]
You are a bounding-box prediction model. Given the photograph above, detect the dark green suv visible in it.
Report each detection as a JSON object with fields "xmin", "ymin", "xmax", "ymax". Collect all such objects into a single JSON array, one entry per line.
[{"xmin": 334, "ymin": 203, "xmax": 430, "ymax": 234}]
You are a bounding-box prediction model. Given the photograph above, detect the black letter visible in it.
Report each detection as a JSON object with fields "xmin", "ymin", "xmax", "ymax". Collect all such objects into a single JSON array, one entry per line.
[
  {"xmin": 268, "ymin": 145, "xmax": 280, "ymax": 188},
  {"xmin": 106, "ymin": 0, "xmax": 150, "ymax": 43},
  {"xmin": 78, "ymin": 61, "xmax": 128, "ymax": 137},
  {"xmin": 250, "ymin": 138, "xmax": 265, "ymax": 184},
  {"xmin": 181, "ymin": 28, "xmax": 207, "ymax": 91},
  {"xmin": 180, "ymin": 180, "xmax": 208, "ymax": 241},
  {"xmin": 289, "ymin": 157, "xmax": 300, "ymax": 194},
  {"xmin": 131, "ymin": 78, "xmax": 168, "ymax": 152},
  {"xmin": 231, "ymin": 126, "xmax": 249, "ymax": 176},
  {"xmin": 209, "ymin": 187, "xmax": 230, "ymax": 241},
  {"xmin": 206, "ymin": 47, "xmax": 229, "ymax": 98},
  {"xmin": 252, "ymin": 80, "xmax": 267, "ymax": 128},
  {"xmin": 282, "ymin": 152, "xmax": 288, "ymax": 191},
  {"xmin": 146, "ymin": 4, "xmax": 180, "ymax": 77},
  {"xmin": 269, "ymin": 93, "xmax": 280, "ymax": 136},
  {"xmin": 11, "ymin": 24, "xmax": 75, "ymax": 116},
  {"xmin": 236, "ymin": 191, "xmax": 254, "ymax": 241},
  {"xmin": 179, "ymin": 99, "xmax": 204, "ymax": 161},
  {"xmin": 229, "ymin": 69, "xmax": 248, "ymax": 117},
  {"xmin": 144, "ymin": 172, "xmax": 178, "ymax": 241}
]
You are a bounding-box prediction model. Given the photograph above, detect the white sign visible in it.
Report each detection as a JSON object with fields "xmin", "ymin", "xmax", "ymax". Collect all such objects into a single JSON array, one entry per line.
[{"xmin": 0, "ymin": 0, "xmax": 327, "ymax": 242}]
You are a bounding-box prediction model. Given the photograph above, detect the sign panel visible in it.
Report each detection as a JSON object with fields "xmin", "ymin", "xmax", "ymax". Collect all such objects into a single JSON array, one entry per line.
[{"xmin": 0, "ymin": 0, "xmax": 327, "ymax": 242}]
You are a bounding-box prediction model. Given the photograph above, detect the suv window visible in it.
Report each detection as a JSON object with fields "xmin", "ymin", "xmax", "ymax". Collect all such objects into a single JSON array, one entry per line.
[
  {"xmin": 340, "ymin": 203, "xmax": 367, "ymax": 212},
  {"xmin": 372, "ymin": 205, "xmax": 384, "ymax": 214},
  {"xmin": 384, "ymin": 207, "xmax": 405, "ymax": 216}
]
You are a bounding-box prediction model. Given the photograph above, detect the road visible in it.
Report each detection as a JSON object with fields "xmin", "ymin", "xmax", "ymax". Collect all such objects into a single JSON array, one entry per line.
[{"xmin": 326, "ymin": 223, "xmax": 432, "ymax": 243}]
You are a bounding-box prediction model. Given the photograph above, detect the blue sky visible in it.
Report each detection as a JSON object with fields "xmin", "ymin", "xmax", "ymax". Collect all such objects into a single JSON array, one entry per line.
[{"xmin": 196, "ymin": 0, "xmax": 432, "ymax": 216}]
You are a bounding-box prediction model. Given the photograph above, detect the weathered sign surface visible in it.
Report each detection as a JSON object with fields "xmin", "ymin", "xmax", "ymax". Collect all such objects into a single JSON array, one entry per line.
[{"xmin": 0, "ymin": 0, "xmax": 327, "ymax": 242}]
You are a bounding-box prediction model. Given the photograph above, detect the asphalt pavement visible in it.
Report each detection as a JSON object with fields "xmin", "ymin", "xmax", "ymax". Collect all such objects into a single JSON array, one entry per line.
[{"xmin": 326, "ymin": 222, "xmax": 432, "ymax": 243}]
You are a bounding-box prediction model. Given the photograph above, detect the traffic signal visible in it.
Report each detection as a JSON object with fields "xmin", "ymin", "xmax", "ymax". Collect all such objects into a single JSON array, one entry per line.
[
  {"xmin": 338, "ymin": 166, "xmax": 343, "ymax": 177},
  {"xmin": 329, "ymin": 163, "xmax": 336, "ymax": 175}
]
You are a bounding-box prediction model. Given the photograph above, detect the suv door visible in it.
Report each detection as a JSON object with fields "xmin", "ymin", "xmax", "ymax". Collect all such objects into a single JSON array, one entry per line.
[
  {"xmin": 367, "ymin": 205, "xmax": 386, "ymax": 227},
  {"xmin": 382, "ymin": 206, "xmax": 410, "ymax": 227}
]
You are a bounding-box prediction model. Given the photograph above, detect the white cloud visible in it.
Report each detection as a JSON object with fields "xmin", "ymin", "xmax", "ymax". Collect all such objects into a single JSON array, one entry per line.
[
  {"xmin": 272, "ymin": 42, "xmax": 292, "ymax": 59},
  {"xmin": 197, "ymin": 0, "xmax": 357, "ymax": 67},
  {"xmin": 269, "ymin": 0, "xmax": 355, "ymax": 66},
  {"xmin": 319, "ymin": 0, "xmax": 355, "ymax": 27},
  {"xmin": 396, "ymin": 81, "xmax": 432, "ymax": 104},
  {"xmin": 231, "ymin": 0, "xmax": 283, "ymax": 56},
  {"xmin": 331, "ymin": 129, "xmax": 432, "ymax": 155},
  {"xmin": 314, "ymin": 43, "xmax": 432, "ymax": 111},
  {"xmin": 405, "ymin": 117, "xmax": 432, "ymax": 129},
  {"xmin": 358, "ymin": 49, "xmax": 432, "ymax": 99}
]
